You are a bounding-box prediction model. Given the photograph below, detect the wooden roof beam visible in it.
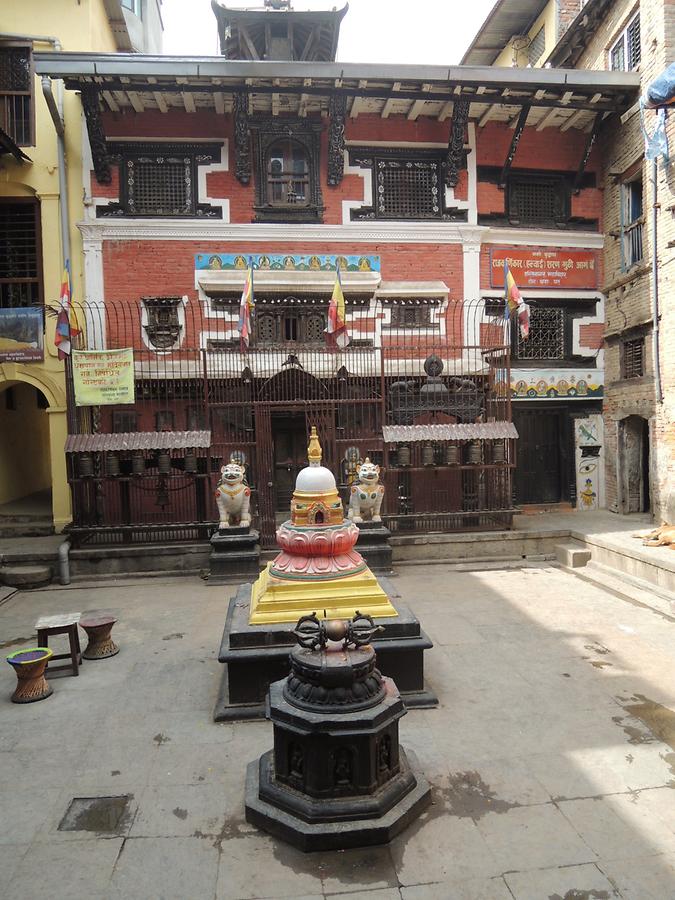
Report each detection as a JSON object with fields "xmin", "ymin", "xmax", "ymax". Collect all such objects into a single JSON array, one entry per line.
[
  {"xmin": 300, "ymin": 25, "xmax": 320, "ymax": 61},
  {"xmin": 407, "ymin": 83, "xmax": 432, "ymax": 120},
  {"xmin": 239, "ymin": 24, "xmax": 260, "ymax": 60},
  {"xmin": 536, "ymin": 106, "xmax": 558, "ymax": 131},
  {"xmin": 181, "ymin": 91, "xmax": 196, "ymax": 113},
  {"xmin": 127, "ymin": 90, "xmax": 144, "ymax": 113},
  {"xmin": 153, "ymin": 91, "xmax": 168, "ymax": 113},
  {"xmin": 560, "ymin": 108, "xmax": 586, "ymax": 132},
  {"xmin": 381, "ymin": 81, "xmax": 401, "ymax": 118},
  {"xmin": 438, "ymin": 100, "xmax": 453, "ymax": 121}
]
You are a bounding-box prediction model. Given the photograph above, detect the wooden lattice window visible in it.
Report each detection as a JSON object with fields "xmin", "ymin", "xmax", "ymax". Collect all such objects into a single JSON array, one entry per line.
[
  {"xmin": 0, "ymin": 42, "xmax": 33, "ymax": 146},
  {"xmin": 508, "ymin": 176, "xmax": 567, "ymax": 225},
  {"xmin": 515, "ymin": 305, "xmax": 565, "ymax": 360},
  {"xmin": 99, "ymin": 143, "xmax": 222, "ymax": 218},
  {"xmin": 0, "ymin": 199, "xmax": 42, "ymax": 308},
  {"xmin": 376, "ymin": 159, "xmax": 441, "ymax": 219},
  {"xmin": 622, "ymin": 337, "xmax": 644, "ymax": 378}
]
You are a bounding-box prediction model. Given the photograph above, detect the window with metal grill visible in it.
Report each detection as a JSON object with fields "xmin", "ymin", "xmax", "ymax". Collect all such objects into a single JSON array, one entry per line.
[
  {"xmin": 508, "ymin": 176, "xmax": 567, "ymax": 225},
  {"xmin": 611, "ymin": 13, "xmax": 641, "ymax": 71},
  {"xmin": 0, "ymin": 199, "xmax": 42, "ymax": 307},
  {"xmin": 528, "ymin": 27, "xmax": 545, "ymax": 66},
  {"xmin": 112, "ymin": 411, "xmax": 138, "ymax": 433},
  {"xmin": 622, "ymin": 337, "xmax": 644, "ymax": 378},
  {"xmin": 0, "ymin": 43, "xmax": 33, "ymax": 146},
  {"xmin": 266, "ymin": 140, "xmax": 310, "ymax": 207},
  {"xmin": 514, "ymin": 305, "xmax": 566, "ymax": 361},
  {"xmin": 100, "ymin": 143, "xmax": 222, "ymax": 218}
]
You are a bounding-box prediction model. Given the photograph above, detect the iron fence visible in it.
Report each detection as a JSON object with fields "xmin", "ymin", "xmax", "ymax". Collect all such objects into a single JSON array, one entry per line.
[{"xmin": 64, "ymin": 296, "xmax": 513, "ymax": 546}]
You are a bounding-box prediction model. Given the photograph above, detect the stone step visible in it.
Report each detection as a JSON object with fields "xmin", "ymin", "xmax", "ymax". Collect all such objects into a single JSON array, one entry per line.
[
  {"xmin": 554, "ymin": 541, "xmax": 592, "ymax": 568},
  {"xmin": 0, "ymin": 520, "xmax": 54, "ymax": 538},
  {"xmin": 0, "ymin": 565, "xmax": 53, "ymax": 589},
  {"xmin": 571, "ymin": 559, "xmax": 675, "ymax": 620}
]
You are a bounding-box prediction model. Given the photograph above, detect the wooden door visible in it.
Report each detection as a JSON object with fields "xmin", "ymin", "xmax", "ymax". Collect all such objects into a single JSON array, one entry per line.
[
  {"xmin": 272, "ymin": 413, "xmax": 308, "ymax": 511},
  {"xmin": 513, "ymin": 408, "xmax": 562, "ymax": 504}
]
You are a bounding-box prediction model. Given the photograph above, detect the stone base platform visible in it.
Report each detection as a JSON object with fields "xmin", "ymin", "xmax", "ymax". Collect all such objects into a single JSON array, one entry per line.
[
  {"xmin": 214, "ymin": 580, "xmax": 437, "ymax": 722},
  {"xmin": 208, "ymin": 527, "xmax": 260, "ymax": 584},
  {"xmin": 245, "ymin": 746, "xmax": 431, "ymax": 852},
  {"xmin": 356, "ymin": 522, "xmax": 393, "ymax": 574}
]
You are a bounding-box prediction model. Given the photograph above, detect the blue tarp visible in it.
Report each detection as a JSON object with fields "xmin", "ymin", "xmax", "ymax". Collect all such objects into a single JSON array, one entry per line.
[{"xmin": 643, "ymin": 63, "xmax": 675, "ymax": 108}]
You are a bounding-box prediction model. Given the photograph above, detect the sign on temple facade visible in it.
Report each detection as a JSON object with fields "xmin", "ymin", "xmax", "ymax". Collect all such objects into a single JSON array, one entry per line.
[{"xmin": 489, "ymin": 248, "xmax": 599, "ymax": 290}]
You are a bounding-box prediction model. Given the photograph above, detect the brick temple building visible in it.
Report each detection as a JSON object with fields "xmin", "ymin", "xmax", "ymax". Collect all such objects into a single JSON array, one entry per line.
[
  {"xmin": 467, "ymin": 0, "xmax": 675, "ymax": 523},
  {"xmin": 32, "ymin": 0, "xmax": 639, "ymax": 544}
]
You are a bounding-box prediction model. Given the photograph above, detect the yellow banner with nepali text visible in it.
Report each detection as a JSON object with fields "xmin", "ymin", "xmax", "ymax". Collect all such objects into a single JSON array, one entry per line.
[{"xmin": 72, "ymin": 349, "xmax": 136, "ymax": 407}]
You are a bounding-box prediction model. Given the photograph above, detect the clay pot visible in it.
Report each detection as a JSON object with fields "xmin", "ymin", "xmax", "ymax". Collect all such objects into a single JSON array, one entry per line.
[{"xmin": 7, "ymin": 648, "xmax": 53, "ymax": 703}]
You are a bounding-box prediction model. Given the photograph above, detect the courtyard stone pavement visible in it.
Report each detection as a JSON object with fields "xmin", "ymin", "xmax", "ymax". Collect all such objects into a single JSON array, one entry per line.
[{"xmin": 2, "ymin": 562, "xmax": 675, "ymax": 899}]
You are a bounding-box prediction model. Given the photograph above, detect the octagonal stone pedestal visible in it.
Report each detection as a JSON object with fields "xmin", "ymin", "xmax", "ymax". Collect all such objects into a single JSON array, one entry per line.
[{"xmin": 245, "ymin": 640, "xmax": 431, "ymax": 852}]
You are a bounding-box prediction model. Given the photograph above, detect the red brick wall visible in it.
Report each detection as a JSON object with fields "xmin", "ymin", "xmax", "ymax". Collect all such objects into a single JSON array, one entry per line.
[{"xmin": 578, "ymin": 322, "xmax": 604, "ymax": 350}]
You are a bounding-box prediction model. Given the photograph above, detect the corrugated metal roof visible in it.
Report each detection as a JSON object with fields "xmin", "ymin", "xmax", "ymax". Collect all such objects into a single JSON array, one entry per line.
[
  {"xmin": 382, "ymin": 423, "xmax": 518, "ymax": 442},
  {"xmin": 461, "ymin": 0, "xmax": 549, "ymax": 65},
  {"xmin": 65, "ymin": 431, "xmax": 211, "ymax": 452}
]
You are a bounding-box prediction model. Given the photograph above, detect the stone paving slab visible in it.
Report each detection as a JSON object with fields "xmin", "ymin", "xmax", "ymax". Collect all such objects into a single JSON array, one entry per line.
[{"xmin": 2, "ymin": 564, "xmax": 675, "ymax": 897}]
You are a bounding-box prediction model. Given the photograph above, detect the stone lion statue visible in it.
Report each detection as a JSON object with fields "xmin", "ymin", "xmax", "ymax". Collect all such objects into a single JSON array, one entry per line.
[
  {"xmin": 634, "ymin": 524, "xmax": 675, "ymax": 548},
  {"xmin": 348, "ymin": 459, "xmax": 384, "ymax": 523},
  {"xmin": 215, "ymin": 460, "xmax": 251, "ymax": 529}
]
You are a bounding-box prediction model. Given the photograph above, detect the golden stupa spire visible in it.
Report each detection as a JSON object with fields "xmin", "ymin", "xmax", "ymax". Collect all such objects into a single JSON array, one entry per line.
[{"xmin": 307, "ymin": 426, "xmax": 322, "ymax": 467}]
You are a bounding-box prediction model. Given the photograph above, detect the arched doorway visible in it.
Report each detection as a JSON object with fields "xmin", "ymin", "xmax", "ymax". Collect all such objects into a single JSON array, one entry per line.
[
  {"xmin": 0, "ymin": 382, "xmax": 52, "ymax": 530},
  {"xmin": 618, "ymin": 415, "xmax": 650, "ymax": 514}
]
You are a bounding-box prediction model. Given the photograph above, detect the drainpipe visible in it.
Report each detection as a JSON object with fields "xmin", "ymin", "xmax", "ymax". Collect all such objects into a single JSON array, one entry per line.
[
  {"xmin": 58, "ymin": 539, "xmax": 71, "ymax": 585},
  {"xmin": 41, "ymin": 75, "xmax": 70, "ymax": 268},
  {"xmin": 650, "ymin": 159, "xmax": 663, "ymax": 404}
]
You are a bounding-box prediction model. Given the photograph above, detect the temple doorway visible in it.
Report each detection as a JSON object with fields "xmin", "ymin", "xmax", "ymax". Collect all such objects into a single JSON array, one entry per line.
[
  {"xmin": 618, "ymin": 415, "xmax": 650, "ymax": 514},
  {"xmin": 271, "ymin": 412, "xmax": 307, "ymax": 511}
]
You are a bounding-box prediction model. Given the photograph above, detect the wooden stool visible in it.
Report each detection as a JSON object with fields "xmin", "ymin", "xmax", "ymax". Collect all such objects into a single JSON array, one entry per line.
[{"xmin": 35, "ymin": 613, "xmax": 82, "ymax": 676}]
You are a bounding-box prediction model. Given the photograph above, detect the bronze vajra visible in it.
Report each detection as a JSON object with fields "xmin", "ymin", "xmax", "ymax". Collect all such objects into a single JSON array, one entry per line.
[{"xmin": 292, "ymin": 611, "xmax": 384, "ymax": 651}]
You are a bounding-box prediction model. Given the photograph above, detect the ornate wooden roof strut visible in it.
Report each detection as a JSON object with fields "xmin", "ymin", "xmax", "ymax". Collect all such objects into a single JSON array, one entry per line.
[
  {"xmin": 573, "ymin": 111, "xmax": 603, "ymax": 195},
  {"xmin": 445, "ymin": 99, "xmax": 470, "ymax": 188},
  {"xmin": 80, "ymin": 84, "xmax": 111, "ymax": 185},
  {"xmin": 233, "ymin": 91, "xmax": 251, "ymax": 185},
  {"xmin": 327, "ymin": 93, "xmax": 346, "ymax": 186},
  {"xmin": 500, "ymin": 104, "xmax": 530, "ymax": 187}
]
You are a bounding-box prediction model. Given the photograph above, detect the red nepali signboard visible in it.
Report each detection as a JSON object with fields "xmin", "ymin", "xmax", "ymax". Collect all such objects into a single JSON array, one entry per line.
[{"xmin": 490, "ymin": 249, "xmax": 598, "ymax": 290}]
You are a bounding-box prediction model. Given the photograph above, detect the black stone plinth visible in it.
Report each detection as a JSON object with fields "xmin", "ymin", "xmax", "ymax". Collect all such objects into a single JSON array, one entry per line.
[
  {"xmin": 245, "ymin": 746, "xmax": 431, "ymax": 851},
  {"xmin": 208, "ymin": 527, "xmax": 260, "ymax": 583},
  {"xmin": 213, "ymin": 580, "xmax": 438, "ymax": 722},
  {"xmin": 244, "ymin": 650, "xmax": 431, "ymax": 852},
  {"xmin": 355, "ymin": 522, "xmax": 393, "ymax": 574}
]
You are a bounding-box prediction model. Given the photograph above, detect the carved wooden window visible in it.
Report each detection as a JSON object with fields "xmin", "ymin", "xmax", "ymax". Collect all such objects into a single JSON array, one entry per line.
[
  {"xmin": 267, "ymin": 140, "xmax": 310, "ymax": 206},
  {"xmin": 514, "ymin": 305, "xmax": 566, "ymax": 361},
  {"xmin": 99, "ymin": 143, "xmax": 222, "ymax": 218},
  {"xmin": 253, "ymin": 302, "xmax": 327, "ymax": 345},
  {"xmin": 507, "ymin": 175, "xmax": 567, "ymax": 226},
  {"xmin": 0, "ymin": 199, "xmax": 42, "ymax": 308},
  {"xmin": 390, "ymin": 305, "xmax": 433, "ymax": 328},
  {"xmin": 252, "ymin": 123, "xmax": 323, "ymax": 223},
  {"xmin": 142, "ymin": 296, "xmax": 182, "ymax": 350},
  {"xmin": 0, "ymin": 42, "xmax": 33, "ymax": 146},
  {"xmin": 622, "ymin": 337, "xmax": 644, "ymax": 378}
]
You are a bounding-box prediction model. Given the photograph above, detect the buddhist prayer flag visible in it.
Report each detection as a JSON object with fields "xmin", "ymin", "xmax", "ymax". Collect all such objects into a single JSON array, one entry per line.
[
  {"xmin": 238, "ymin": 263, "xmax": 255, "ymax": 352},
  {"xmin": 504, "ymin": 263, "xmax": 530, "ymax": 340},
  {"xmin": 54, "ymin": 261, "xmax": 80, "ymax": 359},
  {"xmin": 325, "ymin": 268, "xmax": 350, "ymax": 351}
]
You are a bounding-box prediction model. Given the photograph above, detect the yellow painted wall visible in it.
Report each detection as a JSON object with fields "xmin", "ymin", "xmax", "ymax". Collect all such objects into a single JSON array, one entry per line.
[
  {"xmin": 494, "ymin": 1, "xmax": 558, "ymax": 68},
  {"xmin": 0, "ymin": 383, "xmax": 50, "ymax": 505},
  {"xmin": 0, "ymin": 0, "xmax": 121, "ymax": 529}
]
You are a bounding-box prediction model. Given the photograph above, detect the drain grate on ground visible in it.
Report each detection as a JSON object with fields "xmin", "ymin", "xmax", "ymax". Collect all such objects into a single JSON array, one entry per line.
[{"xmin": 58, "ymin": 795, "xmax": 133, "ymax": 834}]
